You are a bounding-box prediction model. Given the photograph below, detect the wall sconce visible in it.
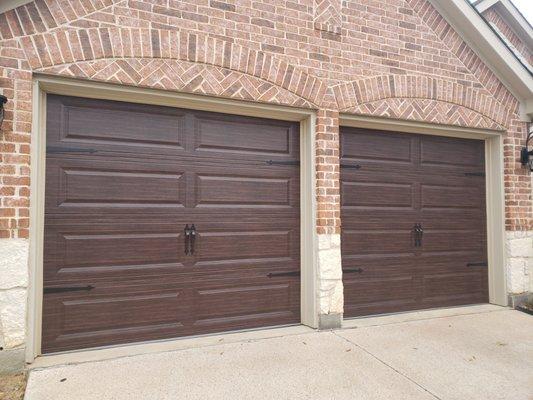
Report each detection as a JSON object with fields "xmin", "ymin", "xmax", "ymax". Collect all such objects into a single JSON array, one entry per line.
[
  {"xmin": 0, "ymin": 95, "xmax": 6, "ymax": 129},
  {"xmin": 520, "ymin": 122, "xmax": 533, "ymax": 171}
]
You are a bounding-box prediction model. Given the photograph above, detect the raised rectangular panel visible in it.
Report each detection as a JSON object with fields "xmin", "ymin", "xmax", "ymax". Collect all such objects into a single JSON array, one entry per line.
[
  {"xmin": 421, "ymin": 230, "xmax": 484, "ymax": 252},
  {"xmin": 59, "ymin": 168, "xmax": 185, "ymax": 207},
  {"xmin": 343, "ymin": 276, "xmax": 417, "ymax": 304},
  {"xmin": 341, "ymin": 129, "xmax": 412, "ymax": 162},
  {"xmin": 61, "ymin": 292, "xmax": 184, "ymax": 334},
  {"xmin": 62, "ymin": 104, "xmax": 184, "ymax": 147},
  {"xmin": 194, "ymin": 284, "xmax": 293, "ymax": 321},
  {"xmin": 421, "ymin": 184, "xmax": 483, "ymax": 209},
  {"xmin": 60, "ymin": 232, "xmax": 181, "ymax": 271},
  {"xmin": 341, "ymin": 181, "xmax": 413, "ymax": 208},
  {"xmin": 422, "ymin": 272, "xmax": 486, "ymax": 298},
  {"xmin": 196, "ymin": 175, "xmax": 290, "ymax": 207},
  {"xmin": 420, "ymin": 136, "xmax": 484, "ymax": 167},
  {"xmin": 196, "ymin": 118, "xmax": 291, "ymax": 155},
  {"xmin": 195, "ymin": 230, "xmax": 292, "ymax": 263},
  {"xmin": 342, "ymin": 229, "xmax": 412, "ymax": 255}
]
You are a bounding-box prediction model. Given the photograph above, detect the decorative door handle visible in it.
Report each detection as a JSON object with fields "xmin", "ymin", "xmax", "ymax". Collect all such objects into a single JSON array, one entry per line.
[
  {"xmin": 413, "ymin": 223, "xmax": 423, "ymax": 247},
  {"xmin": 184, "ymin": 224, "xmax": 191, "ymax": 255},
  {"xmin": 189, "ymin": 224, "xmax": 197, "ymax": 255}
]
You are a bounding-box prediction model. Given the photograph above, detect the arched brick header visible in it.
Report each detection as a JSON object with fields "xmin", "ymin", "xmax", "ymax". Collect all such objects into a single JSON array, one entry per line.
[
  {"xmin": 39, "ymin": 58, "xmax": 314, "ymax": 109},
  {"xmin": 332, "ymin": 75, "xmax": 512, "ymax": 128},
  {"xmin": 348, "ymin": 98, "xmax": 504, "ymax": 131},
  {"xmin": 17, "ymin": 27, "xmax": 329, "ymax": 108}
]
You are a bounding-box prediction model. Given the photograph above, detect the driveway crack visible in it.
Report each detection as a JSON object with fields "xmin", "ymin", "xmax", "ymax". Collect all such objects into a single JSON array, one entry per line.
[{"xmin": 332, "ymin": 331, "xmax": 443, "ymax": 400}]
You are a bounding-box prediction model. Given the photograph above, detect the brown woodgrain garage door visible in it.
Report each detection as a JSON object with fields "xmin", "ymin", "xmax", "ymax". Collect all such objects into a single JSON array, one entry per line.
[
  {"xmin": 42, "ymin": 95, "xmax": 300, "ymax": 353},
  {"xmin": 341, "ymin": 127, "xmax": 488, "ymax": 318}
]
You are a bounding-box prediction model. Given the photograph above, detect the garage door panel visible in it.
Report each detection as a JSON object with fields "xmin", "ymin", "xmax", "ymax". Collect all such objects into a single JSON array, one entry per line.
[
  {"xmin": 341, "ymin": 181, "xmax": 414, "ymax": 208},
  {"xmin": 195, "ymin": 174, "xmax": 292, "ymax": 208},
  {"xmin": 45, "ymin": 157, "xmax": 187, "ymax": 214},
  {"xmin": 343, "ymin": 276, "xmax": 418, "ymax": 316},
  {"xmin": 421, "ymin": 184, "xmax": 484, "ymax": 209},
  {"xmin": 57, "ymin": 167, "xmax": 185, "ymax": 208},
  {"xmin": 418, "ymin": 230, "xmax": 485, "ymax": 253},
  {"xmin": 194, "ymin": 229, "xmax": 296, "ymax": 264},
  {"xmin": 43, "ymin": 222, "xmax": 186, "ymax": 282},
  {"xmin": 420, "ymin": 136, "xmax": 484, "ymax": 168},
  {"xmin": 342, "ymin": 229, "xmax": 414, "ymax": 255},
  {"xmin": 193, "ymin": 113, "xmax": 296, "ymax": 157},
  {"xmin": 421, "ymin": 271, "xmax": 488, "ymax": 304},
  {"xmin": 193, "ymin": 282, "xmax": 298, "ymax": 323},
  {"xmin": 341, "ymin": 128, "xmax": 414, "ymax": 163},
  {"xmin": 47, "ymin": 95, "xmax": 186, "ymax": 154}
]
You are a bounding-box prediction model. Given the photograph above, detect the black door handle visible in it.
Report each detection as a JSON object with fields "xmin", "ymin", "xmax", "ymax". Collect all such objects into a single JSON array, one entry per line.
[
  {"xmin": 184, "ymin": 224, "xmax": 191, "ymax": 255},
  {"xmin": 413, "ymin": 223, "xmax": 423, "ymax": 247},
  {"xmin": 190, "ymin": 224, "xmax": 197, "ymax": 255}
]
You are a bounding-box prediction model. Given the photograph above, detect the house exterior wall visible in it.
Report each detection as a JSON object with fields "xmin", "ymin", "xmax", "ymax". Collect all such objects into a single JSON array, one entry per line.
[
  {"xmin": 0, "ymin": 0, "xmax": 531, "ymax": 368},
  {"xmin": 481, "ymin": 6, "xmax": 533, "ymax": 69}
]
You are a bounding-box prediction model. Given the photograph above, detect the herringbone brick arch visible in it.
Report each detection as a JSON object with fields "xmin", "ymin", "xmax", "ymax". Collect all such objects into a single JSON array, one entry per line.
[
  {"xmin": 349, "ymin": 99, "xmax": 503, "ymax": 131},
  {"xmin": 19, "ymin": 27, "xmax": 331, "ymax": 108},
  {"xmin": 40, "ymin": 59, "xmax": 315, "ymax": 109},
  {"xmin": 333, "ymin": 75, "xmax": 511, "ymax": 129}
]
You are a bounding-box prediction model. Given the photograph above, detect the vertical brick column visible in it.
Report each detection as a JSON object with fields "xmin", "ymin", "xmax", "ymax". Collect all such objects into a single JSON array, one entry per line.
[
  {"xmin": 0, "ymin": 38, "xmax": 32, "ymax": 371},
  {"xmin": 504, "ymin": 119, "xmax": 533, "ymax": 302},
  {"xmin": 315, "ymin": 109, "xmax": 343, "ymax": 328}
]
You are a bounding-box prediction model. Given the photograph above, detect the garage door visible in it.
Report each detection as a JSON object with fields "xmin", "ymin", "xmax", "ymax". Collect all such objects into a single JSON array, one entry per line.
[
  {"xmin": 341, "ymin": 127, "xmax": 488, "ymax": 318},
  {"xmin": 42, "ymin": 95, "xmax": 300, "ymax": 353}
]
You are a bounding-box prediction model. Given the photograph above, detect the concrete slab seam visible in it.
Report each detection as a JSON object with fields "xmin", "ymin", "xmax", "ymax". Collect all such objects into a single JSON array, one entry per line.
[{"xmin": 332, "ymin": 331, "xmax": 443, "ymax": 400}]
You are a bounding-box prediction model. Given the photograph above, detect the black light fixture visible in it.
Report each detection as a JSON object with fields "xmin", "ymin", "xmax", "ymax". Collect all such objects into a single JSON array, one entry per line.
[
  {"xmin": 0, "ymin": 94, "xmax": 6, "ymax": 129},
  {"xmin": 520, "ymin": 122, "xmax": 533, "ymax": 171}
]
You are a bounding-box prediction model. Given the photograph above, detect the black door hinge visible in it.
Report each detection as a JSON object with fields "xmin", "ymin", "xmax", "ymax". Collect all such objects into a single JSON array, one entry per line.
[
  {"xmin": 266, "ymin": 160, "xmax": 300, "ymax": 166},
  {"xmin": 343, "ymin": 268, "xmax": 364, "ymax": 274},
  {"xmin": 43, "ymin": 285, "xmax": 95, "ymax": 294},
  {"xmin": 340, "ymin": 163, "xmax": 361, "ymax": 169},
  {"xmin": 47, "ymin": 146, "xmax": 98, "ymax": 154},
  {"xmin": 466, "ymin": 262, "xmax": 488, "ymax": 267},
  {"xmin": 267, "ymin": 271, "xmax": 300, "ymax": 278}
]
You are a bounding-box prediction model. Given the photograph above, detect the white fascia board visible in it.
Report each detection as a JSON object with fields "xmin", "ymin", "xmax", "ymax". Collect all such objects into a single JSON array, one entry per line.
[
  {"xmin": 495, "ymin": 0, "xmax": 533, "ymax": 47},
  {"xmin": 475, "ymin": 0, "xmax": 500, "ymax": 13},
  {"xmin": 430, "ymin": 0, "xmax": 533, "ymax": 111},
  {"xmin": 0, "ymin": 0, "xmax": 33, "ymax": 15}
]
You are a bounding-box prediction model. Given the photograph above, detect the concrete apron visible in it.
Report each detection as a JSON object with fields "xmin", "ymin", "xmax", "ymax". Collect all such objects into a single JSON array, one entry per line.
[{"xmin": 24, "ymin": 305, "xmax": 533, "ymax": 400}]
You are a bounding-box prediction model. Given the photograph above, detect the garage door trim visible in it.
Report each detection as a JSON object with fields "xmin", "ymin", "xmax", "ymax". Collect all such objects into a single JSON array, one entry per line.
[
  {"xmin": 26, "ymin": 75, "xmax": 318, "ymax": 362},
  {"xmin": 339, "ymin": 113, "xmax": 507, "ymax": 310}
]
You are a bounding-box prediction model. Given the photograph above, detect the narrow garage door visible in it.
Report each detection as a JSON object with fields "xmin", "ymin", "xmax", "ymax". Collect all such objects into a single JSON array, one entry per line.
[
  {"xmin": 340, "ymin": 127, "xmax": 488, "ymax": 318},
  {"xmin": 42, "ymin": 95, "xmax": 300, "ymax": 353}
]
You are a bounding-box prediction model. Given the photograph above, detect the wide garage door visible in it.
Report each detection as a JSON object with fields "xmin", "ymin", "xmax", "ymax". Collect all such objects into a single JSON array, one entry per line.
[
  {"xmin": 42, "ymin": 95, "xmax": 300, "ymax": 353},
  {"xmin": 341, "ymin": 127, "xmax": 488, "ymax": 318}
]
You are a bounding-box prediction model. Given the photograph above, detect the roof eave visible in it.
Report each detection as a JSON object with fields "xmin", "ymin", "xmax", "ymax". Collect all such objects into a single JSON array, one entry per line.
[{"xmin": 429, "ymin": 0, "xmax": 533, "ymax": 119}]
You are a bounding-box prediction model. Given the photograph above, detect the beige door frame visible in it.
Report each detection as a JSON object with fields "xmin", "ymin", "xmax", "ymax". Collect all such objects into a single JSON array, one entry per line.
[
  {"xmin": 339, "ymin": 114, "xmax": 508, "ymax": 307},
  {"xmin": 26, "ymin": 75, "xmax": 318, "ymax": 362}
]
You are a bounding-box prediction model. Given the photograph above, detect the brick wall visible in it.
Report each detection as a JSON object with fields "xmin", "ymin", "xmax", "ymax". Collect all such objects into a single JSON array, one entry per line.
[
  {"xmin": 482, "ymin": 6, "xmax": 533, "ymax": 68},
  {"xmin": 0, "ymin": 0, "xmax": 530, "ymax": 239}
]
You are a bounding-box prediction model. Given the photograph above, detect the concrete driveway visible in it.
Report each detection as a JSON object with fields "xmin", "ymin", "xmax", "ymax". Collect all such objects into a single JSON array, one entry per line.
[{"xmin": 25, "ymin": 305, "xmax": 533, "ymax": 400}]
